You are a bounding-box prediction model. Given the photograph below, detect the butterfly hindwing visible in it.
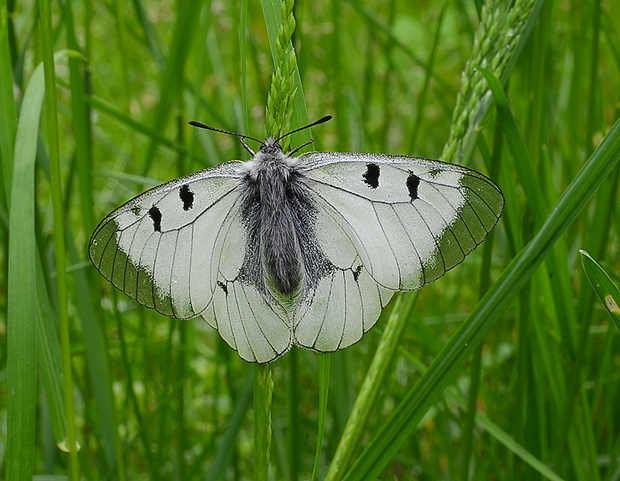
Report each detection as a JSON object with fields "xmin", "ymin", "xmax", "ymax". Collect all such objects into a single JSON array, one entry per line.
[
  {"xmin": 293, "ymin": 257, "xmax": 393, "ymax": 352},
  {"xmin": 203, "ymin": 209, "xmax": 292, "ymax": 363},
  {"xmin": 206, "ymin": 279, "xmax": 291, "ymax": 363}
]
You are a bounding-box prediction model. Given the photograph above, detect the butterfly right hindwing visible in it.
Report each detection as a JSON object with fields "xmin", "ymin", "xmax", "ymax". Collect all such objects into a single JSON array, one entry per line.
[{"xmin": 293, "ymin": 254, "xmax": 393, "ymax": 353}]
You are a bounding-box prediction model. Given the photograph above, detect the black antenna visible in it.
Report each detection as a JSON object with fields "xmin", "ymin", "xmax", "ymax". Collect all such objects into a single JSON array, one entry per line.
[
  {"xmin": 188, "ymin": 121, "xmax": 263, "ymax": 155},
  {"xmin": 188, "ymin": 121, "xmax": 263, "ymax": 145},
  {"xmin": 188, "ymin": 115, "xmax": 332, "ymax": 155},
  {"xmin": 276, "ymin": 115, "xmax": 332, "ymax": 143}
]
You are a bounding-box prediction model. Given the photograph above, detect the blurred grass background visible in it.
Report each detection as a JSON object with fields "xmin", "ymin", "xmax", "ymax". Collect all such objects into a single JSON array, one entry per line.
[{"xmin": 1, "ymin": 0, "xmax": 620, "ymax": 479}]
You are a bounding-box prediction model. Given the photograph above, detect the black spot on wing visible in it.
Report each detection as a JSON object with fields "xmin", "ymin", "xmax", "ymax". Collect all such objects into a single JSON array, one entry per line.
[
  {"xmin": 217, "ymin": 280, "xmax": 228, "ymax": 296},
  {"xmin": 353, "ymin": 265, "xmax": 362, "ymax": 281},
  {"xmin": 406, "ymin": 172, "xmax": 420, "ymax": 201},
  {"xmin": 179, "ymin": 184, "xmax": 194, "ymax": 211},
  {"xmin": 362, "ymin": 163, "xmax": 380, "ymax": 189},
  {"xmin": 148, "ymin": 206, "xmax": 162, "ymax": 232}
]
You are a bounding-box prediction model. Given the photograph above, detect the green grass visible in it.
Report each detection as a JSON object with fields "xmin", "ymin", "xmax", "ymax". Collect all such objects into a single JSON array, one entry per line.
[{"xmin": 2, "ymin": 0, "xmax": 620, "ymax": 480}]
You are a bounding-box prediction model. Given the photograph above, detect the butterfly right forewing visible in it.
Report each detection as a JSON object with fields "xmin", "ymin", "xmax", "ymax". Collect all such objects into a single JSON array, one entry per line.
[
  {"xmin": 300, "ymin": 152, "xmax": 504, "ymax": 291},
  {"xmin": 286, "ymin": 151, "xmax": 503, "ymax": 353}
]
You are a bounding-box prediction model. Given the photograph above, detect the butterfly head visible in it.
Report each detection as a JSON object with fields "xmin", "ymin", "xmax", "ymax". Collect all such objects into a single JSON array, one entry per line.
[{"xmin": 259, "ymin": 137, "xmax": 284, "ymax": 157}]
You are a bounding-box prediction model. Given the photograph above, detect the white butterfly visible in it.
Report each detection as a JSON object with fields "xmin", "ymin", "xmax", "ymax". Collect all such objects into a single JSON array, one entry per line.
[{"xmin": 89, "ymin": 116, "xmax": 504, "ymax": 363}]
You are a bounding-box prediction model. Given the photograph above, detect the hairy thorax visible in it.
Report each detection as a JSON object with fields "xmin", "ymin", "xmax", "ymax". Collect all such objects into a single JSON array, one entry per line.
[{"xmin": 239, "ymin": 145, "xmax": 307, "ymax": 297}]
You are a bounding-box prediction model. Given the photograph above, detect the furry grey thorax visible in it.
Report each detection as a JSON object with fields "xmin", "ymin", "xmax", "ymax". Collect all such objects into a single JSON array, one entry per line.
[{"xmin": 238, "ymin": 138, "xmax": 330, "ymax": 299}]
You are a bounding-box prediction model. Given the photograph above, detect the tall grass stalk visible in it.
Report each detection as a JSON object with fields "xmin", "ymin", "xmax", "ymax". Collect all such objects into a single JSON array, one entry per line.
[
  {"xmin": 5, "ymin": 57, "xmax": 44, "ymax": 481},
  {"xmin": 257, "ymin": 0, "xmax": 300, "ymax": 478},
  {"xmin": 38, "ymin": 1, "xmax": 80, "ymax": 478}
]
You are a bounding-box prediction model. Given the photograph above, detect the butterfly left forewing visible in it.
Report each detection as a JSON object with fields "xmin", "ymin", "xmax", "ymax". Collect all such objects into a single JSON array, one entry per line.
[{"xmin": 90, "ymin": 163, "xmax": 294, "ymax": 363}]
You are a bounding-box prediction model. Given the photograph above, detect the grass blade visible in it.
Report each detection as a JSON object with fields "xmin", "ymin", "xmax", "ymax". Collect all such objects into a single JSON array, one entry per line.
[
  {"xmin": 141, "ymin": 1, "xmax": 202, "ymax": 175},
  {"xmin": 0, "ymin": 0, "xmax": 16, "ymax": 205},
  {"xmin": 261, "ymin": 0, "xmax": 309, "ymax": 143},
  {"xmin": 5, "ymin": 58, "xmax": 45, "ymax": 481},
  {"xmin": 206, "ymin": 371, "xmax": 253, "ymax": 481},
  {"xmin": 254, "ymin": 363, "xmax": 273, "ymax": 481},
  {"xmin": 39, "ymin": 0, "xmax": 80, "ymax": 474},
  {"xmin": 325, "ymin": 293, "xmax": 417, "ymax": 480},
  {"xmin": 311, "ymin": 354, "xmax": 330, "ymax": 481},
  {"xmin": 580, "ymin": 250, "xmax": 620, "ymax": 333},
  {"xmin": 35, "ymin": 255, "xmax": 68, "ymax": 452}
]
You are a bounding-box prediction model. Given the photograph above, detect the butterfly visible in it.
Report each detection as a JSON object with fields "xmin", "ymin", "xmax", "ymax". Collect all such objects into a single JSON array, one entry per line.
[{"xmin": 89, "ymin": 116, "xmax": 504, "ymax": 363}]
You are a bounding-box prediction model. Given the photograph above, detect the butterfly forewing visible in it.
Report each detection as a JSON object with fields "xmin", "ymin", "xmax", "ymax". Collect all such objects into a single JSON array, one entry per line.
[
  {"xmin": 89, "ymin": 163, "xmax": 295, "ymax": 363},
  {"xmin": 300, "ymin": 152, "xmax": 504, "ymax": 291},
  {"xmin": 89, "ymin": 164, "xmax": 242, "ymax": 318}
]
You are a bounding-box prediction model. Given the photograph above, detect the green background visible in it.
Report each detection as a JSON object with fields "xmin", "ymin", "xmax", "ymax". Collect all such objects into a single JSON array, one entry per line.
[{"xmin": 1, "ymin": 0, "xmax": 620, "ymax": 479}]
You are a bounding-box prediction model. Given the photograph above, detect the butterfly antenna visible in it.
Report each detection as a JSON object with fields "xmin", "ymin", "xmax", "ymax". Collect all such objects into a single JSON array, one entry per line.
[
  {"xmin": 275, "ymin": 115, "xmax": 332, "ymax": 143},
  {"xmin": 188, "ymin": 121, "xmax": 262, "ymax": 155}
]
